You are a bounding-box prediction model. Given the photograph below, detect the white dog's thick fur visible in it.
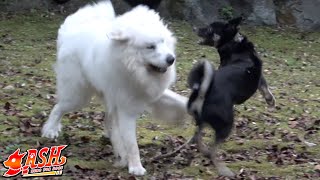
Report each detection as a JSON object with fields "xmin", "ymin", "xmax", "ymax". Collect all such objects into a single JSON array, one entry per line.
[{"xmin": 41, "ymin": 0, "xmax": 188, "ymax": 176}]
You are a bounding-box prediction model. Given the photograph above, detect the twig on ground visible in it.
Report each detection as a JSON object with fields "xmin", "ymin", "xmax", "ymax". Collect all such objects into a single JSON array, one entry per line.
[{"xmin": 150, "ymin": 135, "xmax": 196, "ymax": 161}]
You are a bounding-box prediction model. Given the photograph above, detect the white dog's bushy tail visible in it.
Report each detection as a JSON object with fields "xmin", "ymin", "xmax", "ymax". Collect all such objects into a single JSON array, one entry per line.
[
  {"xmin": 58, "ymin": 0, "xmax": 115, "ymax": 47},
  {"xmin": 60, "ymin": 0, "xmax": 115, "ymax": 32}
]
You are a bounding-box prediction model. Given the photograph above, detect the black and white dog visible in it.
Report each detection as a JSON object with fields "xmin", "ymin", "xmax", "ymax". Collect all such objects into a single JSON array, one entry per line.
[
  {"xmin": 187, "ymin": 17, "xmax": 272, "ymax": 177},
  {"xmin": 194, "ymin": 17, "xmax": 275, "ymax": 107}
]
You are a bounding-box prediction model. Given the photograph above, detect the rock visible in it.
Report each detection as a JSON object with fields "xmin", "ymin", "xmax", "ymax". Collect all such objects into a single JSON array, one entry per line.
[
  {"xmin": 3, "ymin": 85, "xmax": 15, "ymax": 90},
  {"xmin": 0, "ymin": 0, "xmax": 319, "ymax": 31},
  {"xmin": 247, "ymin": 0, "xmax": 277, "ymax": 25},
  {"xmin": 299, "ymin": 1, "xmax": 320, "ymax": 30},
  {"xmin": 276, "ymin": 0, "xmax": 320, "ymax": 31}
]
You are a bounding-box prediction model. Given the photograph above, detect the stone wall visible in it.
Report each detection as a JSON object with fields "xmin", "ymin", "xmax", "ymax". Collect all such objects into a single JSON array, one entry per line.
[{"xmin": 0, "ymin": 0, "xmax": 319, "ymax": 31}]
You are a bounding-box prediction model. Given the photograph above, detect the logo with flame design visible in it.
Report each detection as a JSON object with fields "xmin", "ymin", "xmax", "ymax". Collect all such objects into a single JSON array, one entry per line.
[{"xmin": 2, "ymin": 145, "xmax": 67, "ymax": 177}]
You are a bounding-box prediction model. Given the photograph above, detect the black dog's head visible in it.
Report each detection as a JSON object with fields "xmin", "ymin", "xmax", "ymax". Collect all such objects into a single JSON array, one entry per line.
[{"xmin": 194, "ymin": 17, "xmax": 243, "ymax": 48}]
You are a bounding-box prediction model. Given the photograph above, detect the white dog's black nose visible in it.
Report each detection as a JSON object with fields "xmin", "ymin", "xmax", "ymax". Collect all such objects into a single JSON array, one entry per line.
[{"xmin": 166, "ymin": 55, "xmax": 175, "ymax": 65}]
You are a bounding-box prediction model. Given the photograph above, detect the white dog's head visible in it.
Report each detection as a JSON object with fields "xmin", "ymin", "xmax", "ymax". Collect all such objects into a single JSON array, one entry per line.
[{"xmin": 109, "ymin": 5, "xmax": 176, "ymax": 74}]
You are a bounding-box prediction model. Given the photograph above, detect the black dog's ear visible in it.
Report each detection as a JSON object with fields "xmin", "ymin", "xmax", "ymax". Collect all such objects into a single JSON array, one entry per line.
[{"xmin": 228, "ymin": 17, "xmax": 243, "ymax": 29}]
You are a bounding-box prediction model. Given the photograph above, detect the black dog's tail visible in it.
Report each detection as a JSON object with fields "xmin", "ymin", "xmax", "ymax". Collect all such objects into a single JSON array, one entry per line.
[
  {"xmin": 187, "ymin": 60, "xmax": 215, "ymax": 90},
  {"xmin": 187, "ymin": 60, "xmax": 215, "ymax": 124}
]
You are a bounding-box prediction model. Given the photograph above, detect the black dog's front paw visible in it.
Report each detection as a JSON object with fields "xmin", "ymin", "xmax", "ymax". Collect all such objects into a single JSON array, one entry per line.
[
  {"xmin": 267, "ymin": 97, "xmax": 276, "ymax": 107},
  {"xmin": 265, "ymin": 91, "xmax": 276, "ymax": 107}
]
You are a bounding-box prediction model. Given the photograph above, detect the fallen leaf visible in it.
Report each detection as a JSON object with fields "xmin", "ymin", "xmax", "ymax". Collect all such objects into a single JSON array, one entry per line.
[
  {"xmin": 4, "ymin": 102, "xmax": 11, "ymax": 110},
  {"xmin": 288, "ymin": 121, "xmax": 298, "ymax": 128}
]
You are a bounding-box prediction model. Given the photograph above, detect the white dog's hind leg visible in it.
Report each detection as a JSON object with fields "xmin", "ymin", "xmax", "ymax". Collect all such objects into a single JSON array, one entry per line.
[
  {"xmin": 42, "ymin": 91, "xmax": 92, "ymax": 139},
  {"xmin": 116, "ymin": 111, "xmax": 146, "ymax": 176},
  {"xmin": 42, "ymin": 64, "xmax": 93, "ymax": 139},
  {"xmin": 42, "ymin": 104, "xmax": 64, "ymax": 139}
]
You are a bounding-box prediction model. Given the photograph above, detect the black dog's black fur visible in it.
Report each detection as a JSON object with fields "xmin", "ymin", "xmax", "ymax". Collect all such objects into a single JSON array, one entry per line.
[
  {"xmin": 187, "ymin": 18, "xmax": 268, "ymax": 176},
  {"xmin": 188, "ymin": 38, "xmax": 262, "ymax": 145},
  {"xmin": 195, "ymin": 17, "xmax": 275, "ymax": 107}
]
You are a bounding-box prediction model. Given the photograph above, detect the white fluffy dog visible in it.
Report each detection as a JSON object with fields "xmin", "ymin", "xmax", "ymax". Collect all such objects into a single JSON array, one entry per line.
[{"xmin": 41, "ymin": 0, "xmax": 188, "ymax": 176}]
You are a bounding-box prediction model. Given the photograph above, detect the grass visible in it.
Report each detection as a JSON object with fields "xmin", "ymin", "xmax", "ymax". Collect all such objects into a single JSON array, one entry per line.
[{"xmin": 0, "ymin": 11, "xmax": 319, "ymax": 179}]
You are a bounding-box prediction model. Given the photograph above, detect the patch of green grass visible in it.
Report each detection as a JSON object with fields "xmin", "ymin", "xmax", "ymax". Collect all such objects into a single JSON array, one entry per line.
[
  {"xmin": 66, "ymin": 158, "xmax": 113, "ymax": 170},
  {"xmin": 230, "ymin": 160, "xmax": 313, "ymax": 177}
]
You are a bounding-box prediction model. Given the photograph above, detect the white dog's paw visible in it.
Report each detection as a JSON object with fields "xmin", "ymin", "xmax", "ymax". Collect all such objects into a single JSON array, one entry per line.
[
  {"xmin": 41, "ymin": 122, "xmax": 62, "ymax": 139},
  {"xmin": 128, "ymin": 166, "xmax": 146, "ymax": 176}
]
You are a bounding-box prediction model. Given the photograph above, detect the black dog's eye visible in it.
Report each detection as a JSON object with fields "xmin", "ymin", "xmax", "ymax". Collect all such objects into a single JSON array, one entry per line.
[{"xmin": 147, "ymin": 44, "xmax": 156, "ymax": 50}]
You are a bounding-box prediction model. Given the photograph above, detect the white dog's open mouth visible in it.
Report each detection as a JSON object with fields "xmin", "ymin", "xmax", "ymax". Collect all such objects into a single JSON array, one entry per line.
[{"xmin": 148, "ymin": 64, "xmax": 167, "ymax": 73}]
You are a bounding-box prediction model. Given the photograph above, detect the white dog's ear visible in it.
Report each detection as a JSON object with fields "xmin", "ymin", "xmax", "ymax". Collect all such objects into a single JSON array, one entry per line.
[{"xmin": 108, "ymin": 29, "xmax": 130, "ymax": 42}]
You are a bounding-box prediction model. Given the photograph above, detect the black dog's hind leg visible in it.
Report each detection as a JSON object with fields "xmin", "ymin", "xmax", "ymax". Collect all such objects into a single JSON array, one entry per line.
[
  {"xmin": 211, "ymin": 124, "xmax": 235, "ymax": 177},
  {"xmin": 195, "ymin": 119, "xmax": 235, "ymax": 177},
  {"xmin": 194, "ymin": 123, "xmax": 235, "ymax": 177},
  {"xmin": 259, "ymin": 75, "xmax": 276, "ymax": 107}
]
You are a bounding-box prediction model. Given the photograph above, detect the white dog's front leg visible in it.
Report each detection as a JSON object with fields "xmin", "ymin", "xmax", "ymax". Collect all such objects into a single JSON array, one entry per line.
[
  {"xmin": 103, "ymin": 112, "xmax": 112, "ymax": 138},
  {"xmin": 117, "ymin": 111, "xmax": 146, "ymax": 176},
  {"xmin": 150, "ymin": 89, "xmax": 188, "ymax": 123}
]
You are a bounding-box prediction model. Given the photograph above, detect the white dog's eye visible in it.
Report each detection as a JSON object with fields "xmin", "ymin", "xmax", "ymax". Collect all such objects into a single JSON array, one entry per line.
[{"xmin": 146, "ymin": 44, "xmax": 156, "ymax": 50}]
